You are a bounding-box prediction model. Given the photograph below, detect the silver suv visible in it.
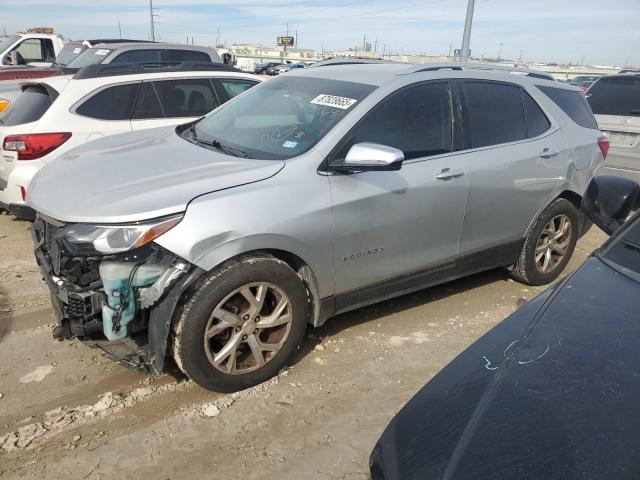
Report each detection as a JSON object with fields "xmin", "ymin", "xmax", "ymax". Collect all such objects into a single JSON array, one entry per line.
[{"xmin": 28, "ymin": 63, "xmax": 607, "ymax": 392}]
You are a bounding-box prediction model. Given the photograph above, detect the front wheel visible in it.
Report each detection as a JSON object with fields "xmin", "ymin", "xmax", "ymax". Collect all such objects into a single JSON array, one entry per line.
[
  {"xmin": 171, "ymin": 256, "xmax": 308, "ymax": 392},
  {"xmin": 510, "ymin": 198, "xmax": 580, "ymax": 286}
]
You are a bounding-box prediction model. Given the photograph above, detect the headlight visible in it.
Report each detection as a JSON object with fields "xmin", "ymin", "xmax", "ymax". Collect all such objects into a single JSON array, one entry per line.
[
  {"xmin": 0, "ymin": 98, "xmax": 9, "ymax": 113},
  {"xmin": 60, "ymin": 214, "xmax": 183, "ymax": 255}
]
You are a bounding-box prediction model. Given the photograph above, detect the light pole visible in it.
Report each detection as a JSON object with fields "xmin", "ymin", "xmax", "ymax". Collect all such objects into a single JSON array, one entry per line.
[{"xmin": 460, "ymin": 0, "xmax": 475, "ymax": 62}]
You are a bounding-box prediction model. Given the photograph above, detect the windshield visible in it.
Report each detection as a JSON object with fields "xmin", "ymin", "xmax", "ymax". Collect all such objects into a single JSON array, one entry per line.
[
  {"xmin": 600, "ymin": 212, "xmax": 640, "ymax": 279},
  {"xmin": 192, "ymin": 76, "xmax": 376, "ymax": 160},
  {"xmin": 0, "ymin": 35, "xmax": 19, "ymax": 55},
  {"xmin": 54, "ymin": 43, "xmax": 86, "ymax": 67},
  {"xmin": 0, "ymin": 85, "xmax": 54, "ymax": 126},
  {"xmin": 66, "ymin": 47, "xmax": 113, "ymax": 69},
  {"xmin": 588, "ymin": 76, "xmax": 640, "ymax": 117}
]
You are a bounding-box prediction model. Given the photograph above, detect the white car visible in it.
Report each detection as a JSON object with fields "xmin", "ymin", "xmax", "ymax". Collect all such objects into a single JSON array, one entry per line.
[{"xmin": 0, "ymin": 63, "xmax": 261, "ymax": 218}]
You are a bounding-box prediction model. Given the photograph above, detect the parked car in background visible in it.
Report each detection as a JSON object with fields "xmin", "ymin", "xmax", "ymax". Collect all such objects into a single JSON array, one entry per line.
[
  {"xmin": 587, "ymin": 73, "xmax": 640, "ymax": 181},
  {"xmin": 0, "ymin": 62, "xmax": 260, "ymax": 218},
  {"xmin": 63, "ymin": 42, "xmax": 221, "ymax": 73},
  {"xmin": 253, "ymin": 62, "xmax": 281, "ymax": 74},
  {"xmin": 0, "ymin": 39, "xmax": 144, "ymax": 114},
  {"xmin": 264, "ymin": 63, "xmax": 287, "ymax": 75},
  {"xmin": 280, "ymin": 63, "xmax": 305, "ymax": 73},
  {"xmin": 0, "ymin": 28, "xmax": 66, "ymax": 67},
  {"xmin": 27, "ymin": 63, "xmax": 606, "ymax": 392},
  {"xmin": 574, "ymin": 79, "xmax": 595, "ymax": 92},
  {"xmin": 567, "ymin": 74, "xmax": 601, "ymax": 86},
  {"xmin": 370, "ymin": 175, "xmax": 640, "ymax": 480}
]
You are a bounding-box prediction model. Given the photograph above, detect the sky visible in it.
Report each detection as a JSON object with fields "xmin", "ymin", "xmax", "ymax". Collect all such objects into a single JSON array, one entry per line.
[{"xmin": 2, "ymin": 0, "xmax": 639, "ymax": 67}]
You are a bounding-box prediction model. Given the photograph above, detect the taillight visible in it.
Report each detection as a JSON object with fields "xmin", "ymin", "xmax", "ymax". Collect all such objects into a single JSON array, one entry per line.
[
  {"xmin": 19, "ymin": 186, "xmax": 26, "ymax": 202},
  {"xmin": 597, "ymin": 135, "xmax": 610, "ymax": 159},
  {"xmin": 3, "ymin": 132, "xmax": 71, "ymax": 160}
]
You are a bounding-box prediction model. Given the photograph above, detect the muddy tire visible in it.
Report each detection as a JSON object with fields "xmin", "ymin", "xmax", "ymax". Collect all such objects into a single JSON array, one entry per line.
[
  {"xmin": 510, "ymin": 198, "xmax": 580, "ymax": 286},
  {"xmin": 171, "ymin": 256, "xmax": 308, "ymax": 392}
]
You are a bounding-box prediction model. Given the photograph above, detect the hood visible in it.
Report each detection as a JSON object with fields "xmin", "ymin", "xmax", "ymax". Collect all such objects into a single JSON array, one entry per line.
[
  {"xmin": 372, "ymin": 257, "xmax": 640, "ymax": 480},
  {"xmin": 28, "ymin": 126, "xmax": 285, "ymax": 223}
]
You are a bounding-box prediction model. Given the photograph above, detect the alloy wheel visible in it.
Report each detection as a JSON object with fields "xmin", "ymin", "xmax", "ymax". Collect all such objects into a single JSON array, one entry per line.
[
  {"xmin": 204, "ymin": 282, "xmax": 292, "ymax": 374},
  {"xmin": 535, "ymin": 214, "xmax": 572, "ymax": 273}
]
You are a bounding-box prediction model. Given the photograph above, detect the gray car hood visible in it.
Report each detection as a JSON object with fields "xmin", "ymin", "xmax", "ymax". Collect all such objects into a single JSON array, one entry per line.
[{"xmin": 28, "ymin": 126, "xmax": 285, "ymax": 223}]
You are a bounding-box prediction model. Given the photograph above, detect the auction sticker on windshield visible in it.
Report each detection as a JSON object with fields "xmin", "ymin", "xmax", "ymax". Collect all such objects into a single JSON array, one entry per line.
[{"xmin": 310, "ymin": 94, "xmax": 357, "ymax": 110}]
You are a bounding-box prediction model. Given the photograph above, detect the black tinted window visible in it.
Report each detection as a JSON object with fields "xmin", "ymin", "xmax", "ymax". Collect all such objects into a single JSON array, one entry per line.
[
  {"xmin": 111, "ymin": 50, "xmax": 161, "ymax": 63},
  {"xmin": 0, "ymin": 86, "xmax": 53, "ymax": 126},
  {"xmin": 76, "ymin": 83, "xmax": 139, "ymax": 120},
  {"xmin": 132, "ymin": 82, "xmax": 164, "ymax": 120},
  {"xmin": 153, "ymin": 78, "xmax": 218, "ymax": 117},
  {"xmin": 587, "ymin": 76, "xmax": 640, "ymax": 117},
  {"xmin": 337, "ymin": 82, "xmax": 453, "ymax": 160},
  {"xmin": 522, "ymin": 91, "xmax": 551, "ymax": 137},
  {"xmin": 464, "ymin": 82, "xmax": 525, "ymax": 148},
  {"xmin": 219, "ymin": 79, "xmax": 258, "ymax": 99},
  {"xmin": 161, "ymin": 50, "xmax": 211, "ymax": 62},
  {"xmin": 538, "ymin": 85, "xmax": 598, "ymax": 129}
]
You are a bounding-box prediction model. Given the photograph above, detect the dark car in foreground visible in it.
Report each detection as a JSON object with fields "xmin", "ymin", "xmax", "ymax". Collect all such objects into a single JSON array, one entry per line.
[{"xmin": 371, "ymin": 175, "xmax": 640, "ymax": 480}]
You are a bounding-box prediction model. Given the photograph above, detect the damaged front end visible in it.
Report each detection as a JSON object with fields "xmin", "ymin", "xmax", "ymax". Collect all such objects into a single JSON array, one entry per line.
[{"xmin": 31, "ymin": 214, "xmax": 203, "ymax": 375}]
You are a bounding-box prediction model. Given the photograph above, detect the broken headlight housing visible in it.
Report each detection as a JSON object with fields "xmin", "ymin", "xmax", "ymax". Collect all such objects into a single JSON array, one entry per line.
[{"xmin": 60, "ymin": 214, "xmax": 183, "ymax": 255}]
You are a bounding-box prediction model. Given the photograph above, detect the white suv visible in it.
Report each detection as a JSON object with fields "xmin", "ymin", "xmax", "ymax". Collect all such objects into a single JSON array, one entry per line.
[{"xmin": 0, "ymin": 63, "xmax": 261, "ymax": 218}]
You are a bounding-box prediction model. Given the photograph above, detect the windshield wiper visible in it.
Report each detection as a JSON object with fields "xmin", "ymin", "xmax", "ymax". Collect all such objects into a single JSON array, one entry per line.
[
  {"xmin": 196, "ymin": 137, "xmax": 249, "ymax": 158},
  {"xmin": 623, "ymin": 239, "xmax": 640, "ymax": 253}
]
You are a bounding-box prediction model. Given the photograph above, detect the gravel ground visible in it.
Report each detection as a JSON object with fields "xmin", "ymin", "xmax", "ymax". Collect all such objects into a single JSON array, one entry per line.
[{"xmin": 0, "ymin": 212, "xmax": 608, "ymax": 478}]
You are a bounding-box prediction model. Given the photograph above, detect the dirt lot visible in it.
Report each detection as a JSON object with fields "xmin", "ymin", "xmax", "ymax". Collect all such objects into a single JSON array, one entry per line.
[{"xmin": 0, "ymin": 212, "xmax": 607, "ymax": 479}]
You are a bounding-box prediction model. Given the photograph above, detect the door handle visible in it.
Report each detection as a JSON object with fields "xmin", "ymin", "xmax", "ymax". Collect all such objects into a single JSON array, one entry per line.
[
  {"xmin": 539, "ymin": 148, "xmax": 559, "ymax": 159},
  {"xmin": 436, "ymin": 168, "xmax": 465, "ymax": 180}
]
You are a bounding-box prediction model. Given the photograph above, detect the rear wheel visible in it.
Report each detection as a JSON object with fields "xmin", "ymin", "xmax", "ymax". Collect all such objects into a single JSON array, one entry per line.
[
  {"xmin": 510, "ymin": 199, "xmax": 579, "ymax": 285},
  {"xmin": 171, "ymin": 256, "xmax": 308, "ymax": 392}
]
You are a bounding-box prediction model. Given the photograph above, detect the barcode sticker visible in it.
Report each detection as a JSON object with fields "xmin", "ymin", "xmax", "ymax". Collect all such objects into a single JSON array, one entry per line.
[{"xmin": 310, "ymin": 94, "xmax": 357, "ymax": 110}]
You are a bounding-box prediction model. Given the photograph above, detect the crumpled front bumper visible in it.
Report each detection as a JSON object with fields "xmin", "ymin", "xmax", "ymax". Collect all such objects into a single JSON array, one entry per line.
[{"xmin": 31, "ymin": 216, "xmax": 205, "ymax": 375}]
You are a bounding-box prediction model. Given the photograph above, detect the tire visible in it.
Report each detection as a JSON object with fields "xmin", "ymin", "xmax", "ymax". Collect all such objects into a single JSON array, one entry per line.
[
  {"xmin": 510, "ymin": 198, "xmax": 580, "ymax": 286},
  {"xmin": 171, "ymin": 256, "xmax": 309, "ymax": 392}
]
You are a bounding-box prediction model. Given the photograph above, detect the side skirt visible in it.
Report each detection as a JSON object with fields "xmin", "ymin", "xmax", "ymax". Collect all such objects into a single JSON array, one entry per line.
[{"xmin": 316, "ymin": 239, "xmax": 524, "ymax": 327}]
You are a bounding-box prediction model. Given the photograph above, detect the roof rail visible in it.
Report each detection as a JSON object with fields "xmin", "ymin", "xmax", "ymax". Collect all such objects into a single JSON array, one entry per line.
[
  {"xmin": 404, "ymin": 62, "xmax": 555, "ymax": 80},
  {"xmin": 307, "ymin": 58, "xmax": 401, "ymax": 68},
  {"xmin": 71, "ymin": 61, "xmax": 240, "ymax": 80}
]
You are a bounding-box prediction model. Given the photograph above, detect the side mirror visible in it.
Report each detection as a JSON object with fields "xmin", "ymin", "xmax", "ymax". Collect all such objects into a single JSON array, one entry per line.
[
  {"xmin": 582, "ymin": 175, "xmax": 640, "ymax": 235},
  {"xmin": 335, "ymin": 142, "xmax": 404, "ymax": 172}
]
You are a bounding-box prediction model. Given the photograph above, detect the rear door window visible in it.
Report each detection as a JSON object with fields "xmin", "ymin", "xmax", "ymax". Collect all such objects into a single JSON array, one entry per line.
[
  {"xmin": 537, "ymin": 85, "xmax": 598, "ymax": 129},
  {"xmin": 75, "ymin": 83, "xmax": 140, "ymax": 120},
  {"xmin": 161, "ymin": 50, "xmax": 211, "ymax": 62},
  {"xmin": 131, "ymin": 82, "xmax": 164, "ymax": 120},
  {"xmin": 111, "ymin": 49, "xmax": 161, "ymax": 63},
  {"xmin": 218, "ymin": 78, "xmax": 259, "ymax": 100},
  {"xmin": 587, "ymin": 76, "xmax": 640, "ymax": 117},
  {"xmin": 335, "ymin": 81, "xmax": 454, "ymax": 161},
  {"xmin": 152, "ymin": 78, "xmax": 219, "ymax": 117},
  {"xmin": 522, "ymin": 91, "xmax": 551, "ymax": 138},
  {"xmin": 463, "ymin": 82, "xmax": 526, "ymax": 148},
  {"xmin": 0, "ymin": 86, "xmax": 54, "ymax": 126}
]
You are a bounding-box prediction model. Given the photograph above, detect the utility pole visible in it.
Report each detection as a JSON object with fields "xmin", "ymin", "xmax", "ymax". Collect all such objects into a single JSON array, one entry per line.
[
  {"xmin": 295, "ymin": 30, "xmax": 298, "ymax": 47},
  {"xmin": 374, "ymin": 39, "xmax": 378, "ymax": 54},
  {"xmin": 498, "ymin": 42, "xmax": 503, "ymax": 61},
  {"xmin": 460, "ymin": 0, "xmax": 475, "ymax": 62},
  {"xmin": 216, "ymin": 27, "xmax": 220, "ymax": 47},
  {"xmin": 149, "ymin": 0, "xmax": 159, "ymax": 42},
  {"xmin": 118, "ymin": 21, "xmax": 122, "ymax": 39}
]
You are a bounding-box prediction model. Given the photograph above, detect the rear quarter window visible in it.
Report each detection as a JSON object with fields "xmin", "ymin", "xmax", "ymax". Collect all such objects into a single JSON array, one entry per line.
[
  {"xmin": 537, "ymin": 85, "xmax": 598, "ymax": 129},
  {"xmin": 587, "ymin": 76, "xmax": 640, "ymax": 117},
  {"xmin": 75, "ymin": 83, "xmax": 140, "ymax": 120},
  {"xmin": 0, "ymin": 86, "xmax": 54, "ymax": 126}
]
